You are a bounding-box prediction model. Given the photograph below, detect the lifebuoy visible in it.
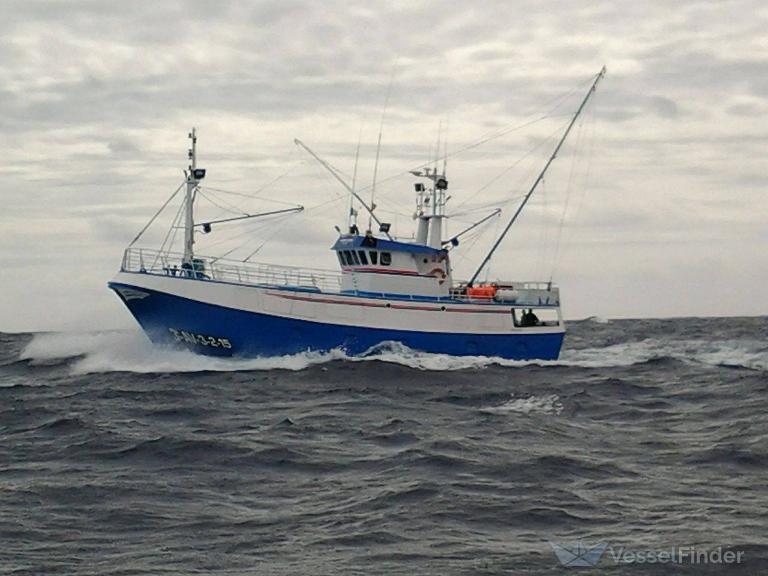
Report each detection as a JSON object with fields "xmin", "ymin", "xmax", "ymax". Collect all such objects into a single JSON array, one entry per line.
[{"xmin": 429, "ymin": 267, "xmax": 447, "ymax": 284}]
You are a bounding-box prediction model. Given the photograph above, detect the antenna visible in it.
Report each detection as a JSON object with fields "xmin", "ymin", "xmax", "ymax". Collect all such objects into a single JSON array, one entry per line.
[
  {"xmin": 442, "ymin": 118, "xmax": 449, "ymax": 178},
  {"xmin": 369, "ymin": 67, "xmax": 395, "ymax": 231},
  {"xmin": 434, "ymin": 120, "xmax": 442, "ymax": 179},
  {"xmin": 349, "ymin": 127, "xmax": 363, "ymax": 232}
]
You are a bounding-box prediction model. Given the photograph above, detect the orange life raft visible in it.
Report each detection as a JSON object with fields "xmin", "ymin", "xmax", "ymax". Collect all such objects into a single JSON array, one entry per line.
[{"xmin": 466, "ymin": 285, "xmax": 497, "ymax": 299}]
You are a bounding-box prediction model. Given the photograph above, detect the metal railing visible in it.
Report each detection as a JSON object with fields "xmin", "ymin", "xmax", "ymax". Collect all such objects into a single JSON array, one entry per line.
[
  {"xmin": 120, "ymin": 248, "xmax": 560, "ymax": 306},
  {"xmin": 121, "ymin": 248, "xmax": 343, "ymax": 292}
]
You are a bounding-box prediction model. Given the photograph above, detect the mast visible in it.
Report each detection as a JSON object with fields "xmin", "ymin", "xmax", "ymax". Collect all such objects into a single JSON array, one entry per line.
[
  {"xmin": 411, "ymin": 165, "xmax": 449, "ymax": 249},
  {"xmin": 467, "ymin": 66, "xmax": 606, "ymax": 286},
  {"xmin": 183, "ymin": 128, "xmax": 206, "ymax": 265}
]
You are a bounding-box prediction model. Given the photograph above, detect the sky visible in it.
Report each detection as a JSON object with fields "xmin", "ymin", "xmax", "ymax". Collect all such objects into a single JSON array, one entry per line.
[{"xmin": 1, "ymin": 0, "xmax": 766, "ymax": 332}]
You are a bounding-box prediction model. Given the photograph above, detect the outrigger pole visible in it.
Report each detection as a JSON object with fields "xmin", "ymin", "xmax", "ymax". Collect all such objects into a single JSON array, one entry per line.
[
  {"xmin": 294, "ymin": 138, "xmax": 394, "ymax": 240},
  {"xmin": 467, "ymin": 66, "xmax": 606, "ymax": 286},
  {"xmin": 443, "ymin": 208, "xmax": 501, "ymax": 247},
  {"xmin": 194, "ymin": 206, "xmax": 305, "ymax": 231}
]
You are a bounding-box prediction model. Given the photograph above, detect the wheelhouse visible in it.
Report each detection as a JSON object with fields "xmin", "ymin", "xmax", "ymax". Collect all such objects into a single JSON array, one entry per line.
[{"xmin": 333, "ymin": 234, "xmax": 452, "ymax": 298}]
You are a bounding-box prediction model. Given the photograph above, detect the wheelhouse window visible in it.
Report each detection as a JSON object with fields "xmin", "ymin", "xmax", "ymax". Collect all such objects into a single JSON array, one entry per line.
[
  {"xmin": 357, "ymin": 250, "xmax": 369, "ymax": 265},
  {"xmin": 380, "ymin": 252, "xmax": 392, "ymax": 266},
  {"xmin": 343, "ymin": 250, "xmax": 354, "ymax": 265},
  {"xmin": 336, "ymin": 252, "xmax": 345, "ymax": 266},
  {"xmin": 369, "ymin": 250, "xmax": 378, "ymax": 265},
  {"xmin": 350, "ymin": 250, "xmax": 360, "ymax": 265}
]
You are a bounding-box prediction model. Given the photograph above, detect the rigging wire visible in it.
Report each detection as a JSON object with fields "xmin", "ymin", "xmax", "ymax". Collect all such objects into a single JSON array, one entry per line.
[
  {"xmin": 449, "ymin": 198, "xmax": 525, "ymax": 219},
  {"xmin": 452, "ymin": 118, "xmax": 574, "ymax": 213},
  {"xmin": 359, "ymin": 113, "xmax": 562, "ymax": 203},
  {"xmin": 466, "ymin": 126, "xmax": 563, "ymax": 279},
  {"xmin": 197, "ymin": 189, "xmax": 247, "ymax": 219},
  {"xmin": 450, "ymin": 221, "xmax": 497, "ymax": 274},
  {"xmin": 242, "ymin": 214, "xmax": 300, "ymax": 261},
  {"xmin": 550, "ymin": 99, "xmax": 598, "ymax": 280},
  {"xmin": 201, "ymin": 162, "xmax": 304, "ymax": 204},
  {"xmin": 483, "ymin": 215, "xmax": 504, "ymax": 283},
  {"xmin": 534, "ymin": 176, "xmax": 548, "ymax": 279},
  {"xmin": 357, "ymin": 76, "xmax": 592, "ymax": 204},
  {"xmin": 295, "ymin": 77, "xmax": 593, "ymax": 227},
  {"xmin": 548, "ymin": 114, "xmax": 586, "ymax": 281},
  {"xmin": 216, "ymin": 216, "xmax": 292, "ymax": 261},
  {"xmin": 139, "ymin": 74, "xmax": 599, "ymax": 266},
  {"xmin": 158, "ymin": 195, "xmax": 186, "ymax": 253},
  {"xmin": 151, "ymin": 194, "xmax": 187, "ymax": 269},
  {"xmin": 128, "ymin": 180, "xmax": 185, "ymax": 247},
  {"xmin": 198, "ymin": 201, "xmax": 304, "ymax": 251},
  {"xmin": 198, "ymin": 216, "xmax": 282, "ymax": 252}
]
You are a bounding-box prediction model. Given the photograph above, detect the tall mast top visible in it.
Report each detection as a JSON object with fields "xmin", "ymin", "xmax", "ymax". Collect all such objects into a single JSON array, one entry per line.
[
  {"xmin": 187, "ymin": 128, "xmax": 207, "ymax": 183},
  {"xmin": 189, "ymin": 128, "xmax": 196, "ymax": 172}
]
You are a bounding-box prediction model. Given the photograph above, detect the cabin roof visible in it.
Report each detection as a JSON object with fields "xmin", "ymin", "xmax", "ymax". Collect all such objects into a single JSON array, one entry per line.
[{"xmin": 331, "ymin": 234, "xmax": 445, "ymax": 255}]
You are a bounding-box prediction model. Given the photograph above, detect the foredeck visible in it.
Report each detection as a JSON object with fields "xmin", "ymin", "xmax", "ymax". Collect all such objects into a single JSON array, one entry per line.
[{"xmin": 120, "ymin": 248, "xmax": 560, "ymax": 306}]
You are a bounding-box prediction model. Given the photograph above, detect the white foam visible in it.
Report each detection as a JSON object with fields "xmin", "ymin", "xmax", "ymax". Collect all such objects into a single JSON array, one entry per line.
[
  {"xmin": 557, "ymin": 341, "xmax": 655, "ymax": 367},
  {"xmin": 20, "ymin": 331, "xmax": 346, "ymax": 375},
  {"xmin": 17, "ymin": 330, "xmax": 768, "ymax": 374},
  {"xmin": 481, "ymin": 394, "xmax": 564, "ymax": 415},
  {"xmin": 356, "ymin": 341, "xmax": 652, "ymax": 370},
  {"xmin": 689, "ymin": 340, "xmax": 767, "ymax": 371},
  {"xmin": 562, "ymin": 338, "xmax": 768, "ymax": 371},
  {"xmin": 581, "ymin": 315, "xmax": 611, "ymax": 324},
  {"xmin": 353, "ymin": 341, "xmax": 521, "ymax": 371}
]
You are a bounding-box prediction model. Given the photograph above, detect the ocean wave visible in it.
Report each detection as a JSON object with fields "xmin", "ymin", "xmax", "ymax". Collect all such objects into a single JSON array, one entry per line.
[
  {"xmin": 563, "ymin": 338, "xmax": 767, "ymax": 371},
  {"xmin": 576, "ymin": 315, "xmax": 611, "ymax": 324},
  {"xmin": 16, "ymin": 330, "xmax": 768, "ymax": 374}
]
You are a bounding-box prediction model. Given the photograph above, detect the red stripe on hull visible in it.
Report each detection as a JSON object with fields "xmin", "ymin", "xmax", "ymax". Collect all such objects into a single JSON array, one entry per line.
[{"xmin": 267, "ymin": 291, "xmax": 512, "ymax": 314}]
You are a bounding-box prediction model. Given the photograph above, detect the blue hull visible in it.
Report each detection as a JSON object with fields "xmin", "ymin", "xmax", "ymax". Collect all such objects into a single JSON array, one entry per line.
[{"xmin": 109, "ymin": 282, "xmax": 564, "ymax": 360}]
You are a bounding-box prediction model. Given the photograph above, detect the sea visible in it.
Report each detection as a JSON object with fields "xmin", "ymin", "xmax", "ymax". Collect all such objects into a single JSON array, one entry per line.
[{"xmin": 1, "ymin": 315, "xmax": 766, "ymax": 575}]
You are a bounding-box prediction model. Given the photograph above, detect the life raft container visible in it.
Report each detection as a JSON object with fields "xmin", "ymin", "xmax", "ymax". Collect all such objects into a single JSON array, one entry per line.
[
  {"xmin": 493, "ymin": 288, "xmax": 519, "ymax": 302},
  {"xmin": 466, "ymin": 285, "xmax": 497, "ymax": 299}
]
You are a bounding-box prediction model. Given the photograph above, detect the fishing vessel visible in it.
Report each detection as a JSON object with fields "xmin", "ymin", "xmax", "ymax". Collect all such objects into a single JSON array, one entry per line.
[{"xmin": 109, "ymin": 68, "xmax": 605, "ymax": 359}]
